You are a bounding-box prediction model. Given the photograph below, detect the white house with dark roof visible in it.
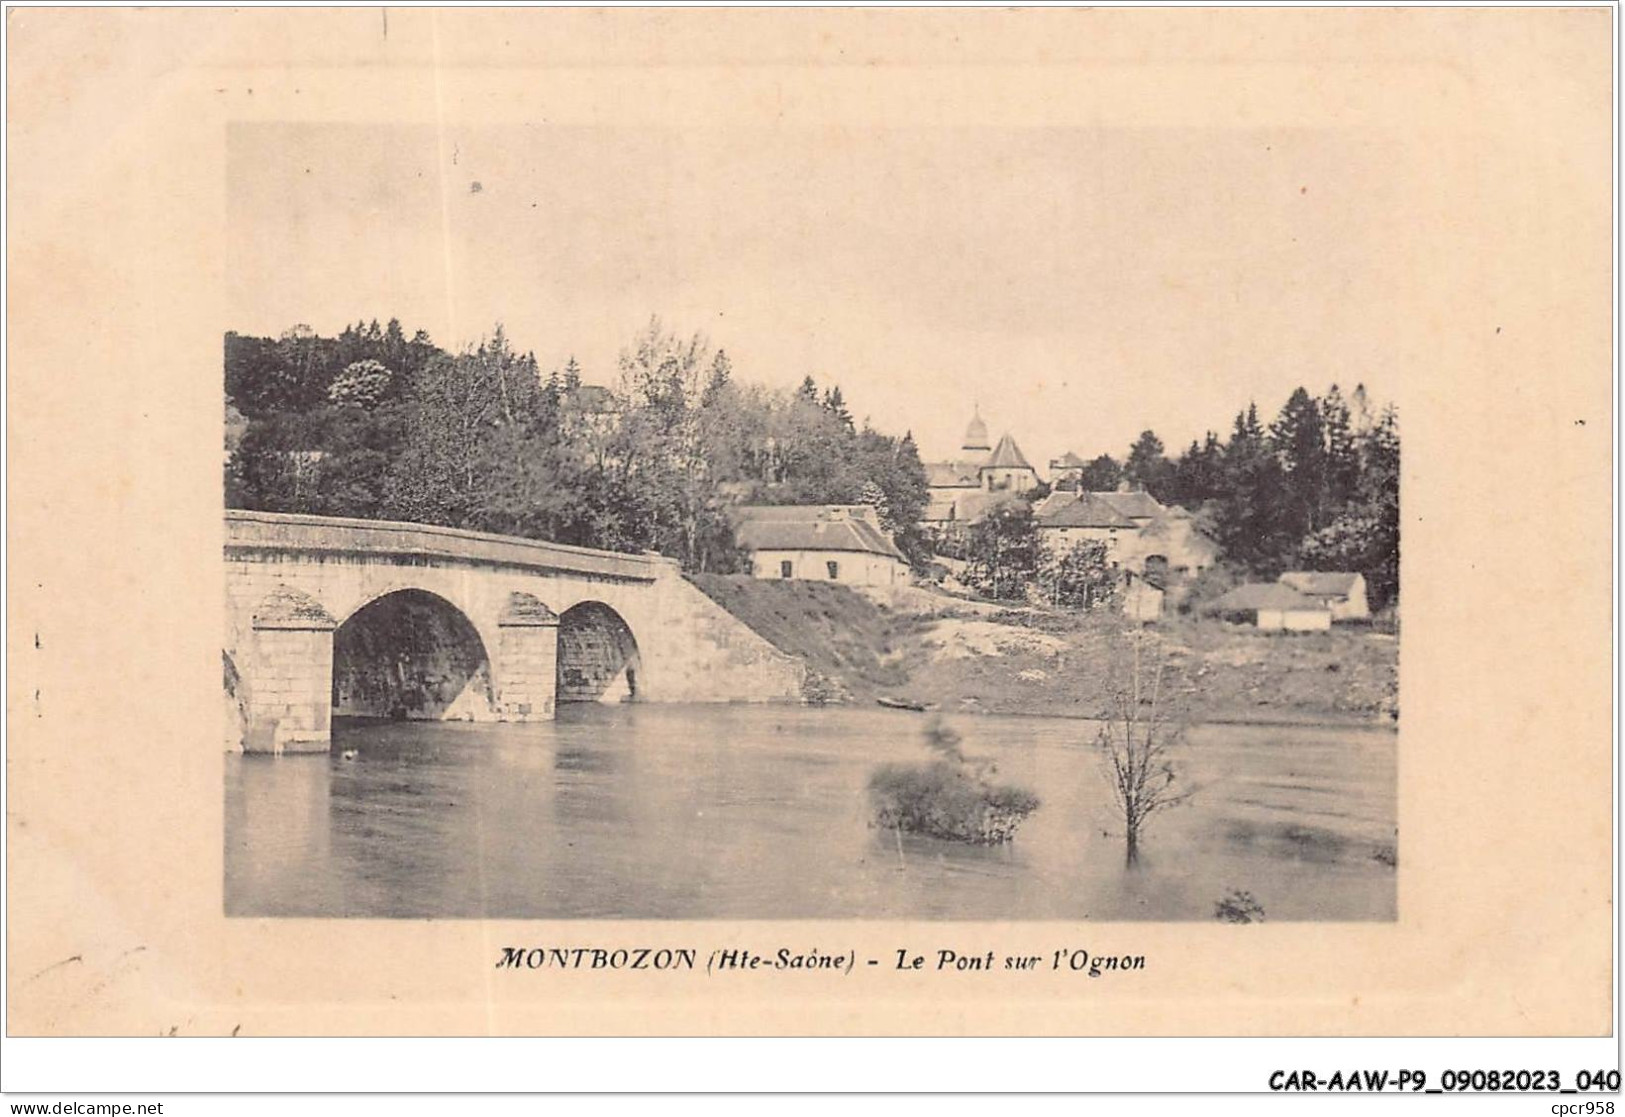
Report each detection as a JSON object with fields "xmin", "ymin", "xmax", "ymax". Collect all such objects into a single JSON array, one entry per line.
[
  {"xmin": 732, "ymin": 505, "xmax": 909, "ymax": 587},
  {"xmin": 1279, "ymin": 571, "xmax": 1370, "ymax": 621},
  {"xmin": 1209, "ymin": 582, "xmax": 1332, "ymax": 631},
  {"xmin": 1033, "ymin": 491, "xmax": 1138, "ymax": 564}
]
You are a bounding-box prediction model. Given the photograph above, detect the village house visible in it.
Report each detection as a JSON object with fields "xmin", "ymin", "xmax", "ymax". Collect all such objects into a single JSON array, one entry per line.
[
  {"xmin": 731, "ymin": 504, "xmax": 909, "ymax": 587},
  {"xmin": 1208, "ymin": 583, "xmax": 1332, "ymax": 631},
  {"xmin": 1035, "ymin": 483, "xmax": 1220, "ymax": 582},
  {"xmin": 1279, "ymin": 571, "xmax": 1370, "ymax": 621},
  {"xmin": 1032, "ymin": 491, "xmax": 1137, "ymax": 564}
]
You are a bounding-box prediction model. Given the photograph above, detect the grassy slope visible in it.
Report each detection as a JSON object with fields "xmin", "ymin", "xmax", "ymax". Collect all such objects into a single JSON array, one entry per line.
[
  {"xmin": 686, "ymin": 575, "xmax": 926, "ymax": 700},
  {"xmin": 689, "ymin": 575, "xmax": 1398, "ymax": 724}
]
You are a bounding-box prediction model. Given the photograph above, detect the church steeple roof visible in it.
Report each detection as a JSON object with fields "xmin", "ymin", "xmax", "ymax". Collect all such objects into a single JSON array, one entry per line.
[
  {"xmin": 962, "ymin": 408, "xmax": 990, "ymax": 452},
  {"xmin": 984, "ymin": 433, "xmax": 1034, "ymax": 471}
]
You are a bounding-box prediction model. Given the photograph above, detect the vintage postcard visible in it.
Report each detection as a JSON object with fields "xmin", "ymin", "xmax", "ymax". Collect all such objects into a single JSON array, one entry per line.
[{"xmin": 5, "ymin": 6, "xmax": 1613, "ymax": 1045}]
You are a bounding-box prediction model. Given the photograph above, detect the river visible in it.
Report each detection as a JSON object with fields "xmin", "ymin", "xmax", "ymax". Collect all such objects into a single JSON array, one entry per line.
[{"xmin": 224, "ymin": 704, "xmax": 1396, "ymax": 921}]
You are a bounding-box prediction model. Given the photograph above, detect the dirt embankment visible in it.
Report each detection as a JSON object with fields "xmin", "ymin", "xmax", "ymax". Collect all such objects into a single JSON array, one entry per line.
[{"xmin": 688, "ymin": 576, "xmax": 1398, "ymax": 726}]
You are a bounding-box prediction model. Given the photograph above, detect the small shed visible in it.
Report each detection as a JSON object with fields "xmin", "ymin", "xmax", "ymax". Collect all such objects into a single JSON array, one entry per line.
[
  {"xmin": 1279, "ymin": 571, "xmax": 1370, "ymax": 621},
  {"xmin": 1209, "ymin": 583, "xmax": 1331, "ymax": 632}
]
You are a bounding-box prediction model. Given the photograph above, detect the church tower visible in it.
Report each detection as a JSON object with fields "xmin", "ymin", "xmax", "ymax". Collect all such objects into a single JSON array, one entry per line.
[{"xmin": 962, "ymin": 406, "xmax": 991, "ymax": 453}]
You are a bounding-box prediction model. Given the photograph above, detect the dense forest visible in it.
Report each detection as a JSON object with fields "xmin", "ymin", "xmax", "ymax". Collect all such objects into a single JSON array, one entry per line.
[
  {"xmin": 225, "ymin": 318, "xmax": 932, "ymax": 573},
  {"xmin": 226, "ymin": 319, "xmax": 1399, "ymax": 607}
]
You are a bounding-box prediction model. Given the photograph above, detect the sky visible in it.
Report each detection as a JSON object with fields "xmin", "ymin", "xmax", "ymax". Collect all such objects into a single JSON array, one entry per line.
[{"xmin": 228, "ymin": 121, "xmax": 1399, "ymax": 470}]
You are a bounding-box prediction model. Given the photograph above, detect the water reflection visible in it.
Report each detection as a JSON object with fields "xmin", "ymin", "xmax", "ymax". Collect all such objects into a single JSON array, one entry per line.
[{"xmin": 224, "ymin": 705, "xmax": 1396, "ymax": 921}]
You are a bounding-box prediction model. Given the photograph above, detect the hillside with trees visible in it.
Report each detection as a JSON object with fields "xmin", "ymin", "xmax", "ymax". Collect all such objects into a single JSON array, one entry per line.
[
  {"xmin": 225, "ymin": 317, "xmax": 931, "ymax": 573},
  {"xmin": 226, "ymin": 318, "xmax": 1397, "ymax": 608}
]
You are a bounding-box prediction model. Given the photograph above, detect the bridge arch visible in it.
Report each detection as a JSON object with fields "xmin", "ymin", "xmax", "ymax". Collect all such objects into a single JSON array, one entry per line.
[
  {"xmin": 556, "ymin": 600, "xmax": 642, "ymax": 704},
  {"xmin": 331, "ymin": 588, "xmax": 496, "ymax": 721}
]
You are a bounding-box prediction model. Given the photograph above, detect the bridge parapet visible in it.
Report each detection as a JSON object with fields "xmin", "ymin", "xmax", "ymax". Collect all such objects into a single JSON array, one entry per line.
[{"xmin": 226, "ymin": 509, "xmax": 674, "ymax": 584}]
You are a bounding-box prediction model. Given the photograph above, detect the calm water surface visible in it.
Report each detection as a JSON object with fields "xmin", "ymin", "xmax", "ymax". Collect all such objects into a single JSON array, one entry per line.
[{"xmin": 225, "ymin": 704, "xmax": 1396, "ymax": 920}]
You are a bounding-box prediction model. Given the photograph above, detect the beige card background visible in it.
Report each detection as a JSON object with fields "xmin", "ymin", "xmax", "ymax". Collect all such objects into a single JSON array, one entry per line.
[{"xmin": 5, "ymin": 7, "xmax": 1614, "ymax": 1037}]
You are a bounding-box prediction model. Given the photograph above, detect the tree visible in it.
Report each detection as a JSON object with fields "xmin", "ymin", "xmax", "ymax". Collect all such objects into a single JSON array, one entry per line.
[
  {"xmin": 1079, "ymin": 454, "xmax": 1123, "ymax": 492},
  {"xmin": 1271, "ymin": 386, "xmax": 1329, "ymax": 536},
  {"xmin": 1124, "ymin": 430, "xmax": 1172, "ymax": 498},
  {"xmin": 962, "ymin": 501, "xmax": 1042, "ymax": 601},
  {"xmin": 381, "ymin": 328, "xmax": 534, "ymax": 527},
  {"xmin": 1038, "ymin": 539, "xmax": 1118, "ymax": 610},
  {"xmin": 702, "ymin": 349, "xmax": 733, "ymax": 407},
  {"xmin": 1097, "ymin": 629, "xmax": 1192, "ymax": 866},
  {"xmin": 1300, "ymin": 402, "xmax": 1400, "ymax": 608},
  {"xmin": 1214, "ymin": 403, "xmax": 1296, "ymax": 572},
  {"xmin": 822, "ymin": 385, "xmax": 854, "ymax": 431},
  {"xmin": 1321, "ymin": 383, "xmax": 1360, "ymax": 513},
  {"xmin": 1166, "ymin": 431, "xmax": 1225, "ymax": 509},
  {"xmin": 327, "ymin": 359, "xmax": 393, "ymax": 409}
]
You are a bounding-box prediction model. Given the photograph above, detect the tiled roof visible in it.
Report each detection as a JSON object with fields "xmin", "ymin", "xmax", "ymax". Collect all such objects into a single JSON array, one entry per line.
[
  {"xmin": 731, "ymin": 506, "xmax": 905, "ymax": 561},
  {"xmin": 1031, "ymin": 491, "xmax": 1073, "ymax": 517},
  {"xmin": 1094, "ymin": 489, "xmax": 1163, "ymax": 519},
  {"xmin": 1210, "ymin": 583, "xmax": 1326, "ymax": 613},
  {"xmin": 1049, "ymin": 451, "xmax": 1086, "ymax": 469},
  {"xmin": 1037, "ymin": 492, "xmax": 1135, "ymax": 529},
  {"xmin": 925, "ymin": 460, "xmax": 984, "ymax": 487},
  {"xmin": 984, "ymin": 433, "xmax": 1034, "ymax": 471},
  {"xmin": 1279, "ymin": 571, "xmax": 1362, "ymax": 597},
  {"xmin": 953, "ymin": 490, "xmax": 1025, "ymax": 525},
  {"xmin": 733, "ymin": 504, "xmax": 874, "ymax": 522}
]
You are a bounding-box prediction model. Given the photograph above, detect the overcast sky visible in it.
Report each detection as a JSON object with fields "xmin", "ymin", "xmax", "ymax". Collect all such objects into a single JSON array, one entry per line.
[{"xmin": 229, "ymin": 121, "xmax": 1398, "ymax": 469}]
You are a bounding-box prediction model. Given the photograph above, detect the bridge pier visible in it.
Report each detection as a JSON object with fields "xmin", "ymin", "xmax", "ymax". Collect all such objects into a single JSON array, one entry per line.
[
  {"xmin": 246, "ymin": 586, "xmax": 338, "ymax": 754},
  {"xmin": 495, "ymin": 592, "xmax": 559, "ymax": 721}
]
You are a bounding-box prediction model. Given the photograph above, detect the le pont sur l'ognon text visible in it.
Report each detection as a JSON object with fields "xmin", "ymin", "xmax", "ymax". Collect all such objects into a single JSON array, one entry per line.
[{"xmin": 495, "ymin": 946, "xmax": 1148, "ymax": 977}]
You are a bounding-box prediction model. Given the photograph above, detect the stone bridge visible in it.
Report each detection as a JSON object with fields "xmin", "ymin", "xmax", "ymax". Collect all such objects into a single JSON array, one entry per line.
[{"xmin": 224, "ymin": 510, "xmax": 805, "ymax": 753}]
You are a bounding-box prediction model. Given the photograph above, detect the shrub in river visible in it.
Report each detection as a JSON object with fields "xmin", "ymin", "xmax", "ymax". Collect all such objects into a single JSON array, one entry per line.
[
  {"xmin": 1213, "ymin": 889, "xmax": 1266, "ymax": 923},
  {"xmin": 868, "ymin": 719, "xmax": 1040, "ymax": 845}
]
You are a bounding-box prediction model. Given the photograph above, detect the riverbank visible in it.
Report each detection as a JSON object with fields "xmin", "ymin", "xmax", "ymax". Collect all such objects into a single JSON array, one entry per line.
[{"xmin": 689, "ymin": 576, "xmax": 1398, "ymax": 726}]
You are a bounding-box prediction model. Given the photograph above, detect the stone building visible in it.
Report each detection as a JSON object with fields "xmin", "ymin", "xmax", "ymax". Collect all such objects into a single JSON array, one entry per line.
[
  {"xmin": 732, "ymin": 505, "xmax": 909, "ymax": 587},
  {"xmin": 921, "ymin": 410, "xmax": 1040, "ymax": 525},
  {"xmin": 1137, "ymin": 506, "xmax": 1221, "ymax": 577},
  {"xmin": 1036, "ymin": 484, "xmax": 1219, "ymax": 579},
  {"xmin": 1047, "ymin": 450, "xmax": 1086, "ymax": 488}
]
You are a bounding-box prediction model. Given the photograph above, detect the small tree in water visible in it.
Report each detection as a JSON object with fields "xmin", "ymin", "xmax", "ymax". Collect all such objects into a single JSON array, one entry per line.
[{"xmin": 1098, "ymin": 628, "xmax": 1192, "ymax": 866}]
